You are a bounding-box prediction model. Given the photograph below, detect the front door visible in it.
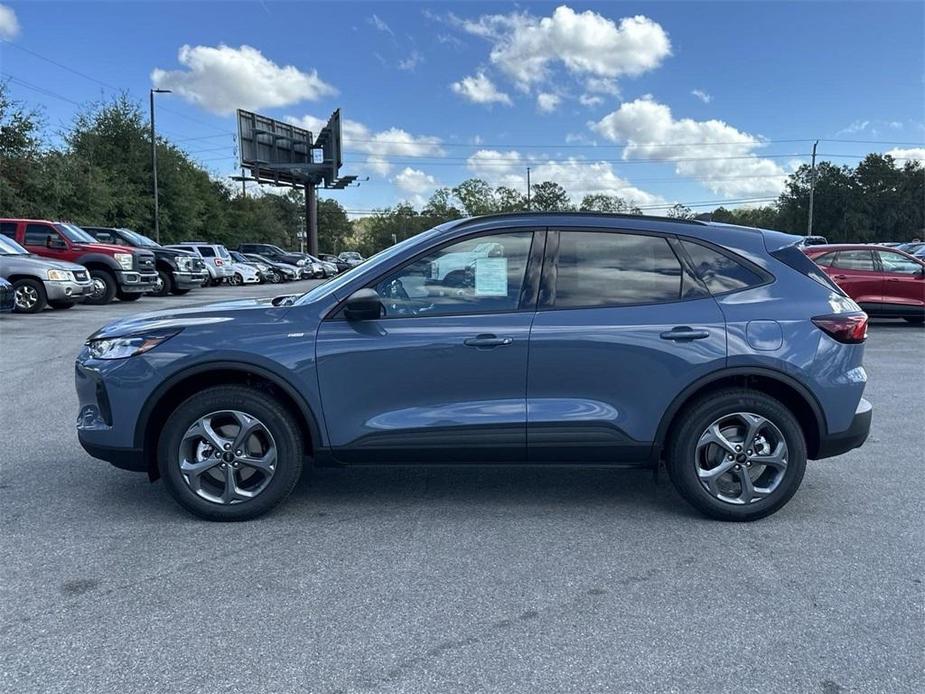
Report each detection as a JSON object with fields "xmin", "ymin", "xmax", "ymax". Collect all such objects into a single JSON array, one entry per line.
[
  {"xmin": 22, "ymin": 222, "xmax": 71, "ymax": 262},
  {"xmin": 527, "ymin": 230, "xmax": 727, "ymax": 463},
  {"xmin": 825, "ymin": 249, "xmax": 882, "ymax": 307},
  {"xmin": 876, "ymin": 249, "xmax": 925, "ymax": 310},
  {"xmin": 315, "ymin": 230, "xmax": 541, "ymax": 463}
]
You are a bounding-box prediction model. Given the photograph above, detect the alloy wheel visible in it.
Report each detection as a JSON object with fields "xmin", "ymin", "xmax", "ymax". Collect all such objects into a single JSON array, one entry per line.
[
  {"xmin": 695, "ymin": 412, "xmax": 789, "ymax": 505},
  {"xmin": 177, "ymin": 410, "xmax": 277, "ymax": 505},
  {"xmin": 14, "ymin": 285, "xmax": 39, "ymax": 311},
  {"xmin": 90, "ymin": 278, "xmax": 107, "ymax": 300}
]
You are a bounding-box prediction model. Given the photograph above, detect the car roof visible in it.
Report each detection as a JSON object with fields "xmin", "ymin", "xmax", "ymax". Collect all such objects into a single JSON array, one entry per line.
[{"xmin": 802, "ymin": 244, "xmax": 879, "ymax": 252}]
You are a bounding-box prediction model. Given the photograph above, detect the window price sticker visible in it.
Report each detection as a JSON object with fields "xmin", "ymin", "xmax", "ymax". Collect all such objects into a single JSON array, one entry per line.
[{"xmin": 475, "ymin": 257, "xmax": 508, "ymax": 296}]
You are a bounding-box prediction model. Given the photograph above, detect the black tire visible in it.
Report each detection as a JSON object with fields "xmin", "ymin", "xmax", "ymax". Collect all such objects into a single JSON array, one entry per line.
[
  {"xmin": 158, "ymin": 385, "xmax": 304, "ymax": 521},
  {"xmin": 171, "ymin": 288, "xmax": 192, "ymax": 296},
  {"xmin": 149, "ymin": 269, "xmax": 173, "ymax": 297},
  {"xmin": 86, "ymin": 270, "xmax": 117, "ymax": 305},
  {"xmin": 117, "ymin": 290, "xmax": 143, "ymax": 302},
  {"xmin": 200, "ymin": 275, "xmax": 211, "ymax": 288},
  {"xmin": 268, "ymin": 271, "xmax": 281, "ymax": 284},
  {"xmin": 48, "ymin": 300, "xmax": 75, "ymax": 309},
  {"xmin": 903, "ymin": 316, "xmax": 924, "ymax": 325},
  {"xmin": 230, "ymin": 273, "xmax": 243, "ymax": 286},
  {"xmin": 666, "ymin": 389, "xmax": 807, "ymax": 522},
  {"xmin": 11, "ymin": 278, "xmax": 47, "ymax": 313}
]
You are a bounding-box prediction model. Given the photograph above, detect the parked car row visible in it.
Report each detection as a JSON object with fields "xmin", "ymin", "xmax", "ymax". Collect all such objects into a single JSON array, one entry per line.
[{"xmin": 0, "ymin": 217, "xmax": 366, "ymax": 315}]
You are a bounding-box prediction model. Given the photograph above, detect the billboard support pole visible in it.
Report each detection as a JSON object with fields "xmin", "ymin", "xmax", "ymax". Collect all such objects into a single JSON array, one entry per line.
[{"xmin": 306, "ymin": 183, "xmax": 318, "ymax": 256}]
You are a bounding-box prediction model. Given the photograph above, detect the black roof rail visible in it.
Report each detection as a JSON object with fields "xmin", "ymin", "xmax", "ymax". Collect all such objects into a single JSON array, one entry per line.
[{"xmin": 449, "ymin": 211, "xmax": 709, "ymax": 229}]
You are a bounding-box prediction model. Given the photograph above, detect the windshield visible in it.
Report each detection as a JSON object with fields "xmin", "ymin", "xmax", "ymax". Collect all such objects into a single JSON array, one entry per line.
[
  {"xmin": 341, "ymin": 252, "xmax": 362, "ymax": 260},
  {"xmin": 55, "ymin": 223, "xmax": 97, "ymax": 244},
  {"xmin": 294, "ymin": 223, "xmax": 451, "ymax": 306},
  {"xmin": 230, "ymin": 251, "xmax": 248, "ymax": 263},
  {"xmin": 0, "ymin": 236, "xmax": 29, "ymax": 255},
  {"xmin": 118, "ymin": 228, "xmax": 159, "ymax": 248}
]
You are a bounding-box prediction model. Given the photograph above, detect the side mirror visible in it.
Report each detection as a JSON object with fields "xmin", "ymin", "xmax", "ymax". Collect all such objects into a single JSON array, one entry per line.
[
  {"xmin": 46, "ymin": 236, "xmax": 67, "ymax": 250},
  {"xmin": 344, "ymin": 288, "xmax": 382, "ymax": 321}
]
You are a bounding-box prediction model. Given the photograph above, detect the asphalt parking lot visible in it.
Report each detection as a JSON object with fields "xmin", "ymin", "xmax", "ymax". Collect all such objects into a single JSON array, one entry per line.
[{"xmin": 1, "ymin": 285, "xmax": 922, "ymax": 694}]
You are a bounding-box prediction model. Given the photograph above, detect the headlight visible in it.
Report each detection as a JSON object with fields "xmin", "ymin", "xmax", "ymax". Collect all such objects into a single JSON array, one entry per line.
[
  {"xmin": 114, "ymin": 253, "xmax": 133, "ymax": 270},
  {"xmin": 296, "ymin": 259, "xmax": 306, "ymax": 266},
  {"xmin": 284, "ymin": 268, "xmax": 297, "ymax": 276},
  {"xmin": 257, "ymin": 263, "xmax": 269, "ymax": 271},
  {"xmin": 175, "ymin": 255, "xmax": 191, "ymax": 270},
  {"xmin": 87, "ymin": 329, "xmax": 181, "ymax": 360},
  {"xmin": 46, "ymin": 269, "xmax": 72, "ymax": 281}
]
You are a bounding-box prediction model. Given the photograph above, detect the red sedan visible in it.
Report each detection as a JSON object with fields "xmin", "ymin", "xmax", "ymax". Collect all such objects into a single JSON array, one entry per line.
[{"xmin": 803, "ymin": 244, "xmax": 925, "ymax": 324}]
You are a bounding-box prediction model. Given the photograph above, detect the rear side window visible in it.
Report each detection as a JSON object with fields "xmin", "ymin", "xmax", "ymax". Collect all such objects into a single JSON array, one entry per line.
[
  {"xmin": 553, "ymin": 232, "xmax": 684, "ymax": 307},
  {"xmin": 24, "ymin": 224, "xmax": 55, "ymax": 246},
  {"xmin": 832, "ymin": 250, "xmax": 875, "ymax": 271},
  {"xmin": 198, "ymin": 246, "xmax": 215, "ymax": 257},
  {"xmin": 681, "ymin": 240, "xmax": 766, "ymax": 294},
  {"xmin": 771, "ymin": 245, "xmax": 844, "ymax": 294},
  {"xmin": 813, "ymin": 252, "xmax": 836, "ymax": 266},
  {"xmin": 1, "ymin": 222, "xmax": 16, "ymax": 238}
]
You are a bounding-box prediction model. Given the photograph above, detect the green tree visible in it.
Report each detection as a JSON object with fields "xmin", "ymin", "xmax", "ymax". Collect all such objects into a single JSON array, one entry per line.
[
  {"xmin": 317, "ymin": 196, "xmax": 352, "ymax": 252},
  {"xmin": 452, "ymin": 178, "xmax": 497, "ymax": 216},
  {"xmin": 579, "ymin": 193, "xmax": 641, "ymax": 214},
  {"xmin": 666, "ymin": 203, "xmax": 694, "ymax": 219},
  {"xmin": 495, "ymin": 186, "xmax": 527, "ymax": 212},
  {"xmin": 530, "ymin": 181, "xmax": 571, "ymax": 211}
]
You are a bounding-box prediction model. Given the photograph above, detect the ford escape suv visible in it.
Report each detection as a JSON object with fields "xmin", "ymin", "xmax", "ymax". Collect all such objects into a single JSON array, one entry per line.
[{"xmin": 75, "ymin": 214, "xmax": 872, "ymax": 522}]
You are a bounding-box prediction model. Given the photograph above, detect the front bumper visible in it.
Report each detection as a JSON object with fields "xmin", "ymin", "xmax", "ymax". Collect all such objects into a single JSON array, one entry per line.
[
  {"xmin": 44, "ymin": 279, "xmax": 93, "ymax": 302},
  {"xmin": 815, "ymin": 398, "xmax": 872, "ymax": 459},
  {"xmin": 116, "ymin": 270, "xmax": 159, "ymax": 293},
  {"xmin": 173, "ymin": 270, "xmax": 207, "ymax": 290}
]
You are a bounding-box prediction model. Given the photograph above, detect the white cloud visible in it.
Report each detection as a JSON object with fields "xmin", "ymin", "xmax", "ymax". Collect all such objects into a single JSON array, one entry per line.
[
  {"xmin": 393, "ymin": 167, "xmax": 438, "ymax": 201},
  {"xmin": 886, "ymin": 147, "xmax": 925, "ymax": 163},
  {"xmin": 368, "ymin": 14, "xmax": 394, "ymax": 36},
  {"xmin": 398, "ymin": 51, "xmax": 423, "ymax": 71},
  {"xmin": 593, "ymin": 97, "xmax": 788, "ymax": 198},
  {"xmin": 466, "ymin": 149, "xmax": 665, "ymax": 209},
  {"xmin": 152, "ymin": 45, "xmax": 336, "ymax": 115},
  {"xmin": 691, "ymin": 89, "xmax": 712, "ymax": 104},
  {"xmin": 287, "ymin": 114, "xmax": 443, "ymax": 176},
  {"xmin": 579, "ymin": 94, "xmax": 603, "ymax": 107},
  {"xmin": 450, "ymin": 71, "xmax": 512, "ymax": 106},
  {"xmin": 0, "ymin": 4, "xmax": 20, "ymax": 40},
  {"xmin": 459, "ymin": 6, "xmax": 670, "ymax": 90},
  {"xmin": 536, "ymin": 92, "xmax": 561, "ymax": 113},
  {"xmin": 584, "ymin": 77, "xmax": 621, "ymax": 96}
]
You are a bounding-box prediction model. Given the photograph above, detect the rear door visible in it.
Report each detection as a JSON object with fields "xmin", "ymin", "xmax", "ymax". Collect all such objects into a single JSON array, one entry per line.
[
  {"xmin": 526, "ymin": 229, "xmax": 726, "ymax": 463},
  {"xmin": 876, "ymin": 250, "xmax": 925, "ymax": 308}
]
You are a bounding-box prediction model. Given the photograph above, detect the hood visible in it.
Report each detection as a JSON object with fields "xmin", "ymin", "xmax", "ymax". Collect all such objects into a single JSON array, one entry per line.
[
  {"xmin": 89, "ymin": 295, "xmax": 291, "ymax": 340},
  {"xmin": 2, "ymin": 254, "xmax": 88, "ymax": 272},
  {"xmin": 71, "ymin": 242, "xmax": 152, "ymax": 256}
]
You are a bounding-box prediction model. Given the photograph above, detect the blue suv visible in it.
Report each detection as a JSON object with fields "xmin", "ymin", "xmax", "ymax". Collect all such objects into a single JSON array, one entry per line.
[{"xmin": 75, "ymin": 214, "xmax": 872, "ymax": 521}]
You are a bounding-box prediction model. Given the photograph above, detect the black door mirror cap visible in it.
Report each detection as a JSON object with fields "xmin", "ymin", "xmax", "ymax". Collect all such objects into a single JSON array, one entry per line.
[{"xmin": 344, "ymin": 288, "xmax": 382, "ymax": 321}]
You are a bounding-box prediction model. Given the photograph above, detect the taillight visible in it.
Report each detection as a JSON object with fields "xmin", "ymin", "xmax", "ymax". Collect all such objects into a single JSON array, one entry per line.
[
  {"xmin": 214, "ymin": 259, "xmax": 224, "ymax": 266},
  {"xmin": 812, "ymin": 313, "xmax": 868, "ymax": 344}
]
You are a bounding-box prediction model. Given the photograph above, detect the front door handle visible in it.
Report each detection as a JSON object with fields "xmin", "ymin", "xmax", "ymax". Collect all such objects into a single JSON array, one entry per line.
[
  {"xmin": 660, "ymin": 326, "xmax": 710, "ymax": 342},
  {"xmin": 464, "ymin": 334, "xmax": 513, "ymax": 348},
  {"xmin": 886, "ymin": 277, "xmax": 900, "ymax": 282},
  {"xmin": 833, "ymin": 274, "xmax": 848, "ymax": 280}
]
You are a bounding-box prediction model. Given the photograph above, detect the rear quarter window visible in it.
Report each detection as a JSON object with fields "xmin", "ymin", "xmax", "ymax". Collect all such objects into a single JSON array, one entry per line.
[{"xmin": 680, "ymin": 240, "xmax": 767, "ymax": 294}]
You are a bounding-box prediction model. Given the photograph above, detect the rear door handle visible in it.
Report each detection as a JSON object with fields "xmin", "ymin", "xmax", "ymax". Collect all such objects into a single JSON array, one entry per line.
[
  {"xmin": 660, "ymin": 326, "xmax": 710, "ymax": 342},
  {"xmin": 464, "ymin": 334, "xmax": 513, "ymax": 348},
  {"xmin": 886, "ymin": 278, "xmax": 900, "ymax": 282}
]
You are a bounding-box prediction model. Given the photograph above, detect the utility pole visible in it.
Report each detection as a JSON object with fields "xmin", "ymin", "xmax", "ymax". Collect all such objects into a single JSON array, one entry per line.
[
  {"xmin": 149, "ymin": 88, "xmax": 171, "ymax": 244},
  {"xmin": 526, "ymin": 167, "xmax": 531, "ymax": 210},
  {"xmin": 305, "ymin": 183, "xmax": 318, "ymax": 255},
  {"xmin": 807, "ymin": 140, "xmax": 819, "ymax": 236}
]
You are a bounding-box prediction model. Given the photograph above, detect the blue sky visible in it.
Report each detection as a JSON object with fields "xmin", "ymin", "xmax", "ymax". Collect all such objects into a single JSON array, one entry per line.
[{"xmin": 1, "ymin": 1, "xmax": 923, "ymax": 215}]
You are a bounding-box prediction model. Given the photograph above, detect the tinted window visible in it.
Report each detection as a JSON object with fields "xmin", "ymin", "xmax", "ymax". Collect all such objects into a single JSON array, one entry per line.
[
  {"xmin": 93, "ymin": 231, "xmax": 115, "ymax": 243},
  {"xmin": 554, "ymin": 232, "xmax": 683, "ymax": 308},
  {"xmin": 833, "ymin": 250, "xmax": 875, "ymax": 271},
  {"xmin": 24, "ymin": 224, "xmax": 56, "ymax": 246},
  {"xmin": 813, "ymin": 252, "xmax": 836, "ymax": 267},
  {"xmin": 372, "ymin": 232, "xmax": 533, "ymax": 317},
  {"xmin": 198, "ymin": 246, "xmax": 215, "ymax": 257},
  {"xmin": 1, "ymin": 222, "xmax": 16, "ymax": 238},
  {"xmin": 681, "ymin": 240, "xmax": 766, "ymax": 294},
  {"xmin": 878, "ymin": 251, "xmax": 922, "ymax": 275}
]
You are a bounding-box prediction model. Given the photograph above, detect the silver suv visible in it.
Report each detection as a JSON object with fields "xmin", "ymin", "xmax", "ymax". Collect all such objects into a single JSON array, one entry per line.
[
  {"xmin": 0, "ymin": 235, "xmax": 93, "ymax": 312},
  {"xmin": 167, "ymin": 243, "xmax": 234, "ymax": 286}
]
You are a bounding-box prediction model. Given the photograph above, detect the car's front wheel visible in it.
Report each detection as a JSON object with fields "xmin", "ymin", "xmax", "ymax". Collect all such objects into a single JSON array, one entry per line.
[
  {"xmin": 12, "ymin": 278, "xmax": 47, "ymax": 313},
  {"xmin": 158, "ymin": 385, "xmax": 304, "ymax": 521},
  {"xmin": 666, "ymin": 389, "xmax": 806, "ymax": 522}
]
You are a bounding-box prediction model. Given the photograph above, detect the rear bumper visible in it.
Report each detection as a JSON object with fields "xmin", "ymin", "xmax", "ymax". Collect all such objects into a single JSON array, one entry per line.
[{"xmin": 815, "ymin": 398, "xmax": 872, "ymax": 459}]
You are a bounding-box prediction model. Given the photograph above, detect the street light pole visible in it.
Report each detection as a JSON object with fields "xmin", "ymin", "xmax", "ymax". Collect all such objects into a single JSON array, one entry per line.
[
  {"xmin": 149, "ymin": 89, "xmax": 171, "ymax": 244},
  {"xmin": 807, "ymin": 139, "xmax": 819, "ymax": 237}
]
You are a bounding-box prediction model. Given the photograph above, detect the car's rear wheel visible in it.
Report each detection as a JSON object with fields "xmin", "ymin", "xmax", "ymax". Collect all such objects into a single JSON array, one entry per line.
[
  {"xmin": 12, "ymin": 278, "xmax": 47, "ymax": 313},
  {"xmin": 666, "ymin": 389, "xmax": 806, "ymax": 521},
  {"xmin": 158, "ymin": 385, "xmax": 304, "ymax": 521},
  {"xmin": 86, "ymin": 270, "xmax": 116, "ymax": 305}
]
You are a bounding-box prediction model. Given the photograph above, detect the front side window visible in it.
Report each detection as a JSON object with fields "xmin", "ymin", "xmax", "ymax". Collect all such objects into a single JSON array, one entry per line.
[
  {"xmin": 371, "ymin": 231, "xmax": 534, "ymax": 317},
  {"xmin": 833, "ymin": 250, "xmax": 875, "ymax": 271},
  {"xmin": 24, "ymin": 224, "xmax": 58, "ymax": 246},
  {"xmin": 1, "ymin": 222, "xmax": 17, "ymax": 238},
  {"xmin": 878, "ymin": 251, "xmax": 922, "ymax": 275},
  {"xmin": 681, "ymin": 240, "xmax": 766, "ymax": 294},
  {"xmin": 553, "ymin": 232, "xmax": 685, "ymax": 308}
]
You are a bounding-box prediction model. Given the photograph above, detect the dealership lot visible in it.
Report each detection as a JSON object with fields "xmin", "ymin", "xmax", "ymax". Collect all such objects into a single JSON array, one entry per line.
[{"xmin": 1, "ymin": 286, "xmax": 922, "ymax": 693}]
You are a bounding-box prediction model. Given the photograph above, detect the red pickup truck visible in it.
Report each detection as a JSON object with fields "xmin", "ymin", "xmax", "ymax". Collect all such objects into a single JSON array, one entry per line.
[{"xmin": 0, "ymin": 219, "xmax": 158, "ymax": 305}]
